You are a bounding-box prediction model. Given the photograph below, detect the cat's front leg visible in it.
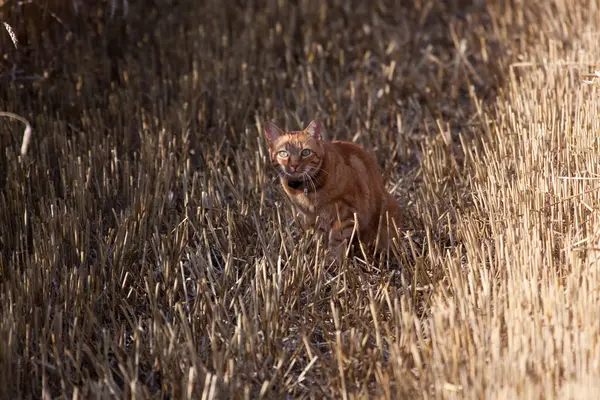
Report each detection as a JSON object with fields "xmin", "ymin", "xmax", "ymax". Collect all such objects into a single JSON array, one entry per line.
[
  {"xmin": 296, "ymin": 210, "xmax": 316, "ymax": 231},
  {"xmin": 325, "ymin": 217, "xmax": 358, "ymax": 264},
  {"xmin": 290, "ymin": 210, "xmax": 317, "ymax": 241}
]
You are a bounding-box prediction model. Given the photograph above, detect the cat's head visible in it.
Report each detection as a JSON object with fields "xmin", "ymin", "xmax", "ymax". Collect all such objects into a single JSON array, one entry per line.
[{"xmin": 264, "ymin": 120, "xmax": 324, "ymax": 180}]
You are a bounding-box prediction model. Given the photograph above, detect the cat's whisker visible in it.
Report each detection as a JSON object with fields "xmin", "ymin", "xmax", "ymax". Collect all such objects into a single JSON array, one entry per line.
[
  {"xmin": 271, "ymin": 169, "xmax": 287, "ymax": 184},
  {"xmin": 309, "ymin": 166, "xmax": 330, "ymax": 177},
  {"xmin": 304, "ymin": 171, "xmax": 317, "ymax": 194}
]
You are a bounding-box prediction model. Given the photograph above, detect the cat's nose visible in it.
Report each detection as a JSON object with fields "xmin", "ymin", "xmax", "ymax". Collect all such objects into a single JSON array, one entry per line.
[{"xmin": 289, "ymin": 165, "xmax": 298, "ymax": 172}]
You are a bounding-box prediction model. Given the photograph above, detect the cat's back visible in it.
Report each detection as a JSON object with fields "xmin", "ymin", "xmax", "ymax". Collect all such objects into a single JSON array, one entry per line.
[{"xmin": 329, "ymin": 140, "xmax": 382, "ymax": 175}]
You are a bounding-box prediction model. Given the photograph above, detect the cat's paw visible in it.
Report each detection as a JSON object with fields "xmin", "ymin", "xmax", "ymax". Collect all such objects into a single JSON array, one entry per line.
[
  {"xmin": 325, "ymin": 245, "xmax": 344, "ymax": 266},
  {"xmin": 324, "ymin": 252, "xmax": 337, "ymax": 266},
  {"xmin": 291, "ymin": 229, "xmax": 303, "ymax": 241}
]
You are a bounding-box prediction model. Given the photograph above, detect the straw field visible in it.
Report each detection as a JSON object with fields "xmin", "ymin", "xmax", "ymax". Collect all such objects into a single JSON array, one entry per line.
[{"xmin": 1, "ymin": 0, "xmax": 600, "ymax": 398}]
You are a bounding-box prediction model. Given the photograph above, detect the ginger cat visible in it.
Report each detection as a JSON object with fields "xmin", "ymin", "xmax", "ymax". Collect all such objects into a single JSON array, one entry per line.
[{"xmin": 264, "ymin": 119, "xmax": 402, "ymax": 263}]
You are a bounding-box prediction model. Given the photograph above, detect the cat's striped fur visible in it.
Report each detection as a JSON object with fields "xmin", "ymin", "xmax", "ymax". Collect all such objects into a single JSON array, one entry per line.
[{"xmin": 265, "ymin": 120, "xmax": 402, "ymax": 263}]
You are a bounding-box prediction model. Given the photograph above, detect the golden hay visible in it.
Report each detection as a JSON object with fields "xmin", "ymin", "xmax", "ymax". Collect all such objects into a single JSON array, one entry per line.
[{"xmin": 1, "ymin": 0, "xmax": 599, "ymax": 398}]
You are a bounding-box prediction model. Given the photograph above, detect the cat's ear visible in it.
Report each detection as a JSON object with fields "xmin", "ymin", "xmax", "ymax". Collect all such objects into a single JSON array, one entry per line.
[
  {"xmin": 264, "ymin": 122, "xmax": 284, "ymax": 145},
  {"xmin": 305, "ymin": 120, "xmax": 322, "ymax": 140}
]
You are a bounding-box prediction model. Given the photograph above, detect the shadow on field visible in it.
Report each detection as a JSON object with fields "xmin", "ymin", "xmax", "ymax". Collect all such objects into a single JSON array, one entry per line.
[{"xmin": 0, "ymin": 0, "xmax": 520, "ymax": 397}]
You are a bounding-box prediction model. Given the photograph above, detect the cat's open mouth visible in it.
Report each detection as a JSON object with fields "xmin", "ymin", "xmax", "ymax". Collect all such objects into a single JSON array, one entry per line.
[{"xmin": 287, "ymin": 179, "xmax": 304, "ymax": 189}]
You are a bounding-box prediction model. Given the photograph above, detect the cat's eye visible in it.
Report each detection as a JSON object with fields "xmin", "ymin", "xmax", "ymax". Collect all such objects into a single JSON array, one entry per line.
[
  {"xmin": 277, "ymin": 150, "xmax": 289, "ymax": 158},
  {"xmin": 301, "ymin": 149, "xmax": 313, "ymax": 157}
]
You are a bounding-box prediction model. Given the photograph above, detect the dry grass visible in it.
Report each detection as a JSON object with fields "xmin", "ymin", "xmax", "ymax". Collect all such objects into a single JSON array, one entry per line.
[{"xmin": 1, "ymin": 0, "xmax": 600, "ymax": 398}]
